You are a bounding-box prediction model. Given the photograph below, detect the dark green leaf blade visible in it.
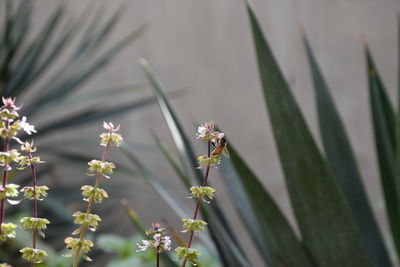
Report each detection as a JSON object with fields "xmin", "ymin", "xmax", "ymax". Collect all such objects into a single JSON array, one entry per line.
[
  {"xmin": 246, "ymin": 2, "xmax": 373, "ymax": 266},
  {"xmin": 220, "ymin": 143, "xmax": 315, "ymax": 267},
  {"xmin": 365, "ymin": 43, "xmax": 400, "ymax": 257},
  {"xmin": 303, "ymin": 35, "xmax": 391, "ymax": 267}
]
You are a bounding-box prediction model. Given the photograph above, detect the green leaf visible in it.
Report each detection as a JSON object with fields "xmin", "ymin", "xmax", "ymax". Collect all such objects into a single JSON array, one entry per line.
[
  {"xmin": 152, "ymin": 134, "xmax": 190, "ymax": 187},
  {"xmin": 139, "ymin": 59, "xmax": 251, "ymax": 267},
  {"xmin": 303, "ymin": 35, "xmax": 391, "ymax": 267},
  {"xmin": 365, "ymin": 43, "xmax": 400, "ymax": 257},
  {"xmin": 245, "ymin": 2, "xmax": 373, "ymax": 266},
  {"xmin": 220, "ymin": 144, "xmax": 314, "ymax": 267}
]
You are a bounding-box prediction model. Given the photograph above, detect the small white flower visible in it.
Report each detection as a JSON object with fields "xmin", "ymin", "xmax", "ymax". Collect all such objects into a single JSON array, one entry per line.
[
  {"xmin": 19, "ymin": 116, "xmax": 36, "ymax": 135},
  {"xmin": 153, "ymin": 233, "xmax": 161, "ymax": 247},
  {"xmin": 136, "ymin": 240, "xmax": 151, "ymax": 252},
  {"xmin": 162, "ymin": 236, "xmax": 171, "ymax": 251}
]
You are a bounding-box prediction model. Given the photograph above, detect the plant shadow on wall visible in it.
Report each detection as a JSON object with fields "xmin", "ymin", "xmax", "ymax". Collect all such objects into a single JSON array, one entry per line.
[
  {"xmin": 0, "ymin": 0, "xmax": 159, "ymax": 265},
  {"xmin": 119, "ymin": 1, "xmax": 400, "ymax": 267}
]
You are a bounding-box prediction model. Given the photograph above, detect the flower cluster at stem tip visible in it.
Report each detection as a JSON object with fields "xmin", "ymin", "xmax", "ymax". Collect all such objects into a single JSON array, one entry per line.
[
  {"xmin": 64, "ymin": 122, "xmax": 122, "ymax": 264},
  {"xmin": 136, "ymin": 223, "xmax": 172, "ymax": 254}
]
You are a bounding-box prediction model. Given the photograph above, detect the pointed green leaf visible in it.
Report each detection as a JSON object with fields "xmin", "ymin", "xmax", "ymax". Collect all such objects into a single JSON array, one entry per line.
[
  {"xmin": 246, "ymin": 2, "xmax": 373, "ymax": 266},
  {"xmin": 220, "ymin": 143, "xmax": 315, "ymax": 267},
  {"xmin": 303, "ymin": 35, "xmax": 391, "ymax": 267},
  {"xmin": 366, "ymin": 43, "xmax": 400, "ymax": 257}
]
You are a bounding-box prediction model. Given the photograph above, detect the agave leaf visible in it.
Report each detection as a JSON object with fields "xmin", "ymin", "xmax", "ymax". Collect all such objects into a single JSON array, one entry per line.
[
  {"xmin": 139, "ymin": 59, "xmax": 250, "ymax": 266},
  {"xmin": 220, "ymin": 143, "xmax": 315, "ymax": 267},
  {"xmin": 303, "ymin": 35, "xmax": 391, "ymax": 267},
  {"xmin": 152, "ymin": 134, "xmax": 190, "ymax": 187},
  {"xmin": 5, "ymin": 5, "xmax": 65, "ymax": 95},
  {"xmin": 245, "ymin": 1, "xmax": 372, "ymax": 266},
  {"xmin": 365, "ymin": 43, "xmax": 400, "ymax": 257}
]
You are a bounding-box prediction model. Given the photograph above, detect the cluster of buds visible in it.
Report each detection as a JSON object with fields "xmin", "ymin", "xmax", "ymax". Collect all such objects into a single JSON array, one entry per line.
[
  {"xmin": 175, "ymin": 121, "xmax": 228, "ymax": 266},
  {"xmin": 64, "ymin": 122, "xmax": 122, "ymax": 266},
  {"xmin": 136, "ymin": 223, "xmax": 172, "ymax": 261},
  {"xmin": 18, "ymin": 141, "xmax": 49, "ymax": 264}
]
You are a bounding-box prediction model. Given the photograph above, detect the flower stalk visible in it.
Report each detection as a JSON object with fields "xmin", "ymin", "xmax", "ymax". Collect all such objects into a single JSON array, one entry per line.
[
  {"xmin": 176, "ymin": 121, "xmax": 228, "ymax": 267},
  {"xmin": 18, "ymin": 141, "xmax": 48, "ymax": 266},
  {"xmin": 64, "ymin": 122, "xmax": 122, "ymax": 266}
]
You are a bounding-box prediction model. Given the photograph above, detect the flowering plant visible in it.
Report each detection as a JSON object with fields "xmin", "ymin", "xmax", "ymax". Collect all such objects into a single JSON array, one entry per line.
[{"xmin": 64, "ymin": 122, "xmax": 122, "ymax": 266}]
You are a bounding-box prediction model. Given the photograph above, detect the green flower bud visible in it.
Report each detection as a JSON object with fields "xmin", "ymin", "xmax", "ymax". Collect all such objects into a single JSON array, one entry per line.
[
  {"xmin": 20, "ymin": 217, "xmax": 50, "ymax": 231},
  {"xmin": 197, "ymin": 155, "xmax": 220, "ymax": 168},
  {"xmin": 0, "ymin": 183, "xmax": 20, "ymax": 199},
  {"xmin": 0, "ymin": 149, "xmax": 20, "ymax": 169},
  {"xmin": 19, "ymin": 247, "xmax": 48, "ymax": 263},
  {"xmin": 190, "ymin": 186, "xmax": 215, "ymax": 201},
  {"xmin": 72, "ymin": 211, "xmax": 101, "ymax": 231},
  {"xmin": 17, "ymin": 156, "xmax": 44, "ymax": 170},
  {"xmin": 175, "ymin": 247, "xmax": 200, "ymax": 266},
  {"xmin": 0, "ymin": 223, "xmax": 17, "ymax": 241},
  {"xmin": 87, "ymin": 160, "xmax": 115, "ymax": 177},
  {"xmin": 181, "ymin": 219, "xmax": 207, "ymax": 233},
  {"xmin": 20, "ymin": 185, "xmax": 49, "ymax": 200},
  {"xmin": 81, "ymin": 185, "xmax": 108, "ymax": 203},
  {"xmin": 100, "ymin": 132, "xmax": 123, "ymax": 147},
  {"xmin": 65, "ymin": 237, "xmax": 94, "ymax": 254}
]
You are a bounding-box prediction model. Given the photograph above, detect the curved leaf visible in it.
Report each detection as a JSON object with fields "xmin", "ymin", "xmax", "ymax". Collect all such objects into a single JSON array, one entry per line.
[
  {"xmin": 303, "ymin": 35, "xmax": 391, "ymax": 267},
  {"xmin": 220, "ymin": 144, "xmax": 315, "ymax": 267},
  {"xmin": 365, "ymin": 43, "xmax": 400, "ymax": 258}
]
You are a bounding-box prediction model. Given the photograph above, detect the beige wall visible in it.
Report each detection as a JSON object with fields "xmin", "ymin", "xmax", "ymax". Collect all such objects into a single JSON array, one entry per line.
[{"xmin": 31, "ymin": 0, "xmax": 400, "ymax": 265}]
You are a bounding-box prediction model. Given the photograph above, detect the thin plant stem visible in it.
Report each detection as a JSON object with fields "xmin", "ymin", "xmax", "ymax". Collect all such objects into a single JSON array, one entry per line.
[
  {"xmin": 72, "ymin": 134, "xmax": 111, "ymax": 267},
  {"xmin": 181, "ymin": 141, "xmax": 211, "ymax": 267},
  {"xmin": 157, "ymin": 252, "xmax": 160, "ymax": 267},
  {"xmin": 0, "ymin": 119, "xmax": 10, "ymax": 233},
  {"xmin": 28, "ymin": 151, "xmax": 37, "ymax": 267}
]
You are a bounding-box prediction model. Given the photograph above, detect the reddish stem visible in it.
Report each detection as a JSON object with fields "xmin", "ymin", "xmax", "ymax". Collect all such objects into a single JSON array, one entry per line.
[
  {"xmin": 181, "ymin": 141, "xmax": 211, "ymax": 267},
  {"xmin": 28, "ymin": 152, "xmax": 37, "ymax": 267},
  {"xmin": 0, "ymin": 119, "xmax": 10, "ymax": 233}
]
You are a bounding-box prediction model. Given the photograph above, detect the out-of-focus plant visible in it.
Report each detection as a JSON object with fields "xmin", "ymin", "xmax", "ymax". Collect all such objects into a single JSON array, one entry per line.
[
  {"xmin": 64, "ymin": 122, "xmax": 122, "ymax": 266},
  {"xmin": 98, "ymin": 233, "xmax": 157, "ymax": 267},
  {"xmin": 120, "ymin": 1, "xmax": 400, "ymax": 267}
]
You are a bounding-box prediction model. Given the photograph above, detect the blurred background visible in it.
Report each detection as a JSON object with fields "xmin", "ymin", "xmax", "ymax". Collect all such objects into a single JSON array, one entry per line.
[{"xmin": 1, "ymin": 0, "xmax": 400, "ymax": 266}]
